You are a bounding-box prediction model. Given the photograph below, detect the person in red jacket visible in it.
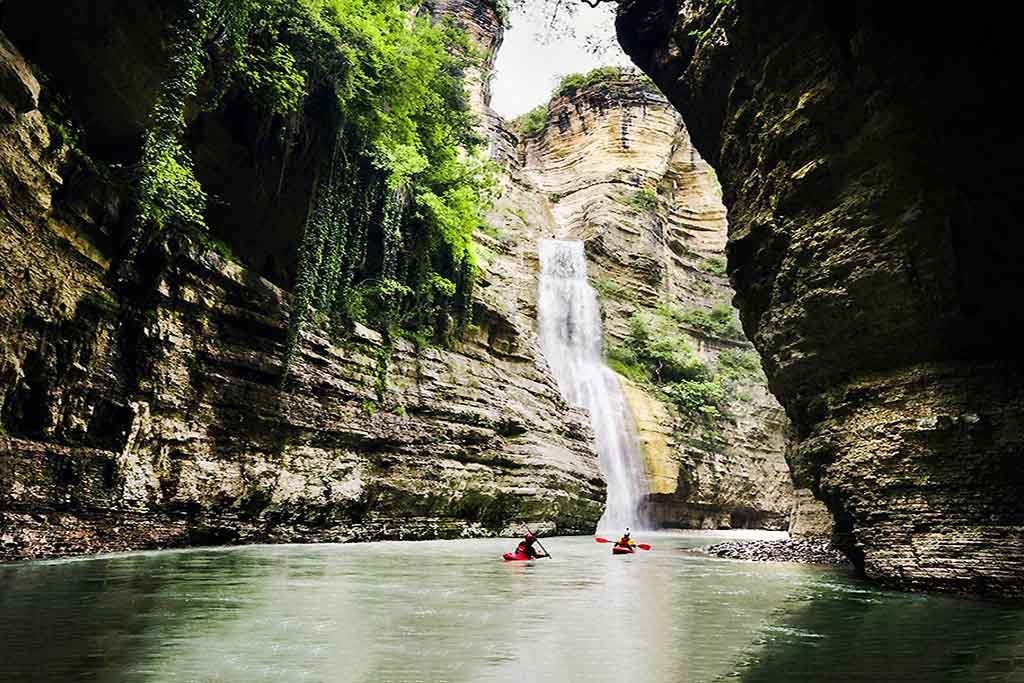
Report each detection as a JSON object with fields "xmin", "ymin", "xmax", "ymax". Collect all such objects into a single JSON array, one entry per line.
[{"xmin": 513, "ymin": 532, "xmax": 547, "ymax": 559}]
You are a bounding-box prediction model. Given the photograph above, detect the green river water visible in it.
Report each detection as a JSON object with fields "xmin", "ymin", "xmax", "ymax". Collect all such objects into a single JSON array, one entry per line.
[{"xmin": 1, "ymin": 532, "xmax": 1022, "ymax": 682}]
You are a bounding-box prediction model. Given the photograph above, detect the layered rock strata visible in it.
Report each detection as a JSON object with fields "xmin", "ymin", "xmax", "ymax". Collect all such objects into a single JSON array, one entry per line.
[
  {"xmin": 0, "ymin": 9, "xmax": 604, "ymax": 559},
  {"xmin": 493, "ymin": 77, "xmax": 796, "ymax": 530},
  {"xmin": 617, "ymin": 0, "xmax": 1024, "ymax": 594}
]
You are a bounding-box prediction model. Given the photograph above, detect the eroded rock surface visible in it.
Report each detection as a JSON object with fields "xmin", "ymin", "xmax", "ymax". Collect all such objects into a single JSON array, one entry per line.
[
  {"xmin": 618, "ymin": 0, "xmax": 1024, "ymax": 594},
  {"xmin": 497, "ymin": 78, "xmax": 795, "ymax": 530},
  {"xmin": 0, "ymin": 11, "xmax": 603, "ymax": 560}
]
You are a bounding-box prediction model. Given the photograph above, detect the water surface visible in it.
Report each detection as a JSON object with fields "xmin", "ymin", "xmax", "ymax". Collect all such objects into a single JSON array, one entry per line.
[{"xmin": 1, "ymin": 533, "xmax": 1022, "ymax": 682}]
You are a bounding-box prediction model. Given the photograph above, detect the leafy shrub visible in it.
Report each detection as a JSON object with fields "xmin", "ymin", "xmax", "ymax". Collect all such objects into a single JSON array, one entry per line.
[
  {"xmin": 605, "ymin": 302, "xmax": 750, "ymax": 432},
  {"xmin": 663, "ymin": 302, "xmax": 743, "ymax": 339},
  {"xmin": 625, "ymin": 310, "xmax": 710, "ymax": 384},
  {"xmin": 555, "ymin": 65, "xmax": 626, "ymax": 98},
  {"xmin": 592, "ymin": 277, "xmax": 628, "ymax": 301},
  {"xmin": 698, "ymin": 256, "xmax": 727, "ymax": 275},
  {"xmin": 663, "ymin": 380, "xmax": 725, "ymax": 423},
  {"xmin": 624, "ymin": 188, "xmax": 659, "ymax": 212},
  {"xmin": 517, "ymin": 104, "xmax": 548, "ymax": 136},
  {"xmin": 606, "ymin": 345, "xmax": 649, "ymax": 385},
  {"xmin": 717, "ymin": 348, "xmax": 765, "ymax": 383}
]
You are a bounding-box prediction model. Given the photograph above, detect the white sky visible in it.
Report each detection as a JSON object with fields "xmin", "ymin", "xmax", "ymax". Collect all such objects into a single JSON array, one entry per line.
[{"xmin": 490, "ymin": 4, "xmax": 631, "ymax": 119}]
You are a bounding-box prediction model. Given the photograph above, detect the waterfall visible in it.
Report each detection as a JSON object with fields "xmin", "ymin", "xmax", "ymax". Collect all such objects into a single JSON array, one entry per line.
[{"xmin": 536, "ymin": 239, "xmax": 650, "ymax": 532}]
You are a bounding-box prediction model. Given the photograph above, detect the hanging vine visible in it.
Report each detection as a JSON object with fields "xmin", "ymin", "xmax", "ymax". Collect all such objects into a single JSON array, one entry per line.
[
  {"xmin": 380, "ymin": 184, "xmax": 409, "ymax": 283},
  {"xmin": 123, "ymin": 0, "xmax": 498, "ymax": 379},
  {"xmin": 133, "ymin": 0, "xmax": 215, "ymax": 237}
]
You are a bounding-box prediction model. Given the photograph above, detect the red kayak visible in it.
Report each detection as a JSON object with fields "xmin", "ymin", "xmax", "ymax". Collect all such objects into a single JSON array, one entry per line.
[
  {"xmin": 503, "ymin": 552, "xmax": 532, "ymax": 561},
  {"xmin": 612, "ymin": 546, "xmax": 636, "ymax": 555}
]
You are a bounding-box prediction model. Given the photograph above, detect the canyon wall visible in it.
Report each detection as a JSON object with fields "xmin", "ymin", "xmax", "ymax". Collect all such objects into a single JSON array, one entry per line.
[
  {"xmin": 493, "ymin": 77, "xmax": 795, "ymax": 530},
  {"xmin": 0, "ymin": 0, "xmax": 804, "ymax": 561},
  {"xmin": 617, "ymin": 0, "xmax": 1024, "ymax": 594},
  {"xmin": 0, "ymin": 1, "xmax": 605, "ymax": 560}
]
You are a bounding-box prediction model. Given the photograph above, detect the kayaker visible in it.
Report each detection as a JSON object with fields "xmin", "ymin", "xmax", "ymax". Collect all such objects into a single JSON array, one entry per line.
[
  {"xmin": 615, "ymin": 528, "xmax": 637, "ymax": 551},
  {"xmin": 513, "ymin": 532, "xmax": 547, "ymax": 559}
]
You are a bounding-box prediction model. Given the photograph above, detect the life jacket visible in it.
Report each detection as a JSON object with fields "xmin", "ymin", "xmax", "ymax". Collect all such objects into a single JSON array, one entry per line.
[
  {"xmin": 616, "ymin": 536, "xmax": 634, "ymax": 548},
  {"xmin": 516, "ymin": 541, "xmax": 539, "ymax": 558}
]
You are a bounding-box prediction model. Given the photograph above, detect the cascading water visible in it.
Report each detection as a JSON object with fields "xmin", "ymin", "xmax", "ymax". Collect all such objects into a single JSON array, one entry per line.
[{"xmin": 537, "ymin": 239, "xmax": 650, "ymax": 531}]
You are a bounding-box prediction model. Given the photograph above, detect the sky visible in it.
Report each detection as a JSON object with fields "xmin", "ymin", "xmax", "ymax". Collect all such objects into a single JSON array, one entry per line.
[{"xmin": 489, "ymin": 4, "xmax": 632, "ymax": 119}]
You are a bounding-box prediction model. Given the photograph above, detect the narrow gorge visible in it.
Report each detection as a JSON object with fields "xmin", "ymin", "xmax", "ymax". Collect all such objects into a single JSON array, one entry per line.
[
  {"xmin": 2, "ymin": 1, "xmax": 1024, "ymax": 680},
  {"xmin": 0, "ymin": 0, "xmax": 800, "ymax": 563}
]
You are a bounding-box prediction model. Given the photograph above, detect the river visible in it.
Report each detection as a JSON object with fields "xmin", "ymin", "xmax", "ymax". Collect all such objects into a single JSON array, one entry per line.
[{"xmin": 1, "ymin": 532, "xmax": 1022, "ymax": 682}]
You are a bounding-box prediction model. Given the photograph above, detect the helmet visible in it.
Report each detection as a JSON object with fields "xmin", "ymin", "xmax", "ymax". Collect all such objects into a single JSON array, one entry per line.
[{"xmin": 524, "ymin": 532, "xmax": 535, "ymax": 542}]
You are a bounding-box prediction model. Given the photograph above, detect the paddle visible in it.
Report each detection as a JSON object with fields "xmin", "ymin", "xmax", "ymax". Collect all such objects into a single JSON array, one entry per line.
[
  {"xmin": 594, "ymin": 537, "xmax": 652, "ymax": 551},
  {"xmin": 524, "ymin": 524, "xmax": 552, "ymax": 559}
]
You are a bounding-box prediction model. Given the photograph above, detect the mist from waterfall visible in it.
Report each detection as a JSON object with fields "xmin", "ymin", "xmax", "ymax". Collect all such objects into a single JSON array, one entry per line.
[{"xmin": 536, "ymin": 239, "xmax": 650, "ymax": 532}]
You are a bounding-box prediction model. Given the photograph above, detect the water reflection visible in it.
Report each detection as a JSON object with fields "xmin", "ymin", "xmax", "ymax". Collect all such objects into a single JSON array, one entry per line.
[
  {"xmin": 0, "ymin": 534, "xmax": 1021, "ymax": 682},
  {"xmin": 726, "ymin": 576, "xmax": 1024, "ymax": 682},
  {"xmin": 0, "ymin": 549, "xmax": 272, "ymax": 679}
]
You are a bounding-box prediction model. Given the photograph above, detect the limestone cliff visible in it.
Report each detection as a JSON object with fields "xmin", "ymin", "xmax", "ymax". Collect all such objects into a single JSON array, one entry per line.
[
  {"xmin": 617, "ymin": 0, "xmax": 1024, "ymax": 594},
  {"xmin": 0, "ymin": 0, "xmax": 804, "ymax": 562},
  {"xmin": 492, "ymin": 77, "xmax": 795, "ymax": 530},
  {"xmin": 0, "ymin": 2, "xmax": 604, "ymax": 560}
]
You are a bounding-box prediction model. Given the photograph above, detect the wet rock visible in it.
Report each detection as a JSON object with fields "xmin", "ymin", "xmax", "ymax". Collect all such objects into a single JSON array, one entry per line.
[
  {"xmin": 0, "ymin": 14, "xmax": 605, "ymax": 561},
  {"xmin": 507, "ymin": 76, "xmax": 795, "ymax": 530},
  {"xmin": 694, "ymin": 538, "xmax": 850, "ymax": 567},
  {"xmin": 617, "ymin": 1, "xmax": 1024, "ymax": 594}
]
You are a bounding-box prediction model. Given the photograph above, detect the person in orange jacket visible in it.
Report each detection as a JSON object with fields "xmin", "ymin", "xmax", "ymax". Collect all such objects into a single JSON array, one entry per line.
[{"xmin": 614, "ymin": 528, "xmax": 637, "ymax": 552}]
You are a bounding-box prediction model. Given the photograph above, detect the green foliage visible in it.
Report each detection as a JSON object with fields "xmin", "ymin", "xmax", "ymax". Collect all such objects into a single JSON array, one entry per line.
[
  {"xmin": 488, "ymin": 0, "xmax": 510, "ymax": 27},
  {"xmin": 606, "ymin": 345, "xmax": 650, "ymax": 385},
  {"xmin": 591, "ymin": 277, "xmax": 628, "ymax": 302},
  {"xmin": 698, "ymin": 256, "xmax": 727, "ymax": 275},
  {"xmin": 624, "ymin": 188, "xmax": 658, "ymax": 213},
  {"xmin": 717, "ymin": 348, "xmax": 765, "ymax": 383},
  {"xmin": 606, "ymin": 304, "xmax": 739, "ymax": 433},
  {"xmin": 121, "ymin": 0, "xmax": 500, "ymax": 383},
  {"xmin": 661, "ymin": 301, "xmax": 743, "ymax": 339},
  {"xmin": 662, "ymin": 379, "xmax": 724, "ymax": 424},
  {"xmin": 134, "ymin": 0, "xmax": 216, "ymax": 235},
  {"xmin": 555, "ymin": 65, "xmax": 626, "ymax": 98},
  {"xmin": 237, "ymin": 42, "xmax": 307, "ymax": 115},
  {"xmin": 627, "ymin": 311, "xmax": 709, "ymax": 383},
  {"xmin": 608, "ymin": 297, "xmax": 760, "ymax": 431},
  {"xmin": 517, "ymin": 104, "xmax": 548, "ymax": 136},
  {"xmin": 38, "ymin": 87, "xmax": 80, "ymax": 153},
  {"xmin": 203, "ymin": 0, "xmax": 499, "ymax": 373}
]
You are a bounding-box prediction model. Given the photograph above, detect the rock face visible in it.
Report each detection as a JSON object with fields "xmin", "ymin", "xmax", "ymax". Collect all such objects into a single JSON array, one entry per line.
[
  {"xmin": 0, "ymin": 0, "xmax": 802, "ymax": 561},
  {"xmin": 617, "ymin": 0, "xmax": 1024, "ymax": 594},
  {"xmin": 495, "ymin": 77, "xmax": 795, "ymax": 530},
  {"xmin": 0, "ymin": 8, "xmax": 604, "ymax": 560}
]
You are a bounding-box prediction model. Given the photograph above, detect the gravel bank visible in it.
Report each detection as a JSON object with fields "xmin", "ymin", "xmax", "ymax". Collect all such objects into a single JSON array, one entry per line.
[{"xmin": 693, "ymin": 538, "xmax": 851, "ymax": 566}]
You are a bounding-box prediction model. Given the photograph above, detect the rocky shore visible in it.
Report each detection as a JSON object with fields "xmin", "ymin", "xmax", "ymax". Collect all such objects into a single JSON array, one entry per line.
[{"xmin": 694, "ymin": 538, "xmax": 851, "ymax": 567}]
